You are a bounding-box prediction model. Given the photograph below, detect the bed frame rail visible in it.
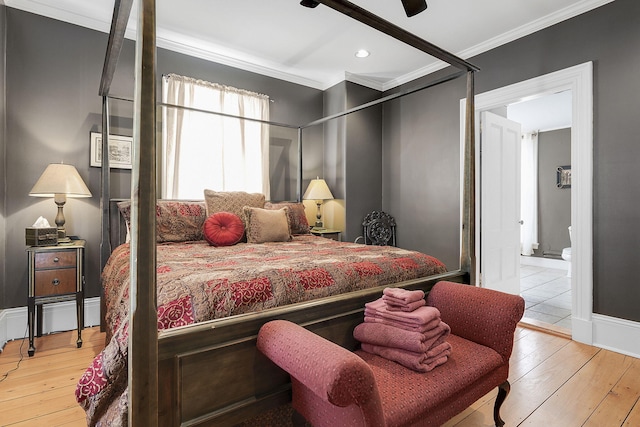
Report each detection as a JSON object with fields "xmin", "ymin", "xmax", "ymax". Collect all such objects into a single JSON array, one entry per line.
[{"xmin": 157, "ymin": 271, "xmax": 466, "ymax": 426}]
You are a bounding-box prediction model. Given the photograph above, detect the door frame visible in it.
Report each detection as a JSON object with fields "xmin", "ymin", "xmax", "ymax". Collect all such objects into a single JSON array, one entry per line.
[{"xmin": 460, "ymin": 62, "xmax": 593, "ymax": 344}]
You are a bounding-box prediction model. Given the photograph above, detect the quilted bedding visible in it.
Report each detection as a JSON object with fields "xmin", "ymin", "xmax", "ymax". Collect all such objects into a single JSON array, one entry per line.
[{"xmin": 76, "ymin": 234, "xmax": 447, "ymax": 426}]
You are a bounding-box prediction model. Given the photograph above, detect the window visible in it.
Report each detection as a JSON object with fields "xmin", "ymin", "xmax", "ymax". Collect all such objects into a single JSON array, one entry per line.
[{"xmin": 161, "ymin": 74, "xmax": 270, "ymax": 199}]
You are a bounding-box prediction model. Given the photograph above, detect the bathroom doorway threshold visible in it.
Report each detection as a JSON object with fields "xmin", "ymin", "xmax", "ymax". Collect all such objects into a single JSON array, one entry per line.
[
  {"xmin": 520, "ymin": 317, "xmax": 571, "ymax": 339},
  {"xmin": 520, "ymin": 255, "xmax": 568, "ymax": 270}
]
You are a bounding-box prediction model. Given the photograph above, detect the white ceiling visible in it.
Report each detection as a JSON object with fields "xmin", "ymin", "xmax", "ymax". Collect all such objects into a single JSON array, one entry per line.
[
  {"xmin": 6, "ymin": 0, "xmax": 613, "ymax": 91},
  {"xmin": 508, "ymin": 90, "xmax": 573, "ymax": 133}
]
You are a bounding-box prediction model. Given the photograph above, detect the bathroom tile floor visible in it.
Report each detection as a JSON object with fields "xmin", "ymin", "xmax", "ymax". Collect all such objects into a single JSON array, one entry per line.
[{"xmin": 520, "ymin": 264, "xmax": 572, "ymax": 331}]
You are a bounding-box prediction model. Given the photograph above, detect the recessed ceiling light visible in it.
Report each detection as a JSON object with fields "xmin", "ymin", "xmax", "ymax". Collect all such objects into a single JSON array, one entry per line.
[{"xmin": 355, "ymin": 49, "xmax": 370, "ymax": 58}]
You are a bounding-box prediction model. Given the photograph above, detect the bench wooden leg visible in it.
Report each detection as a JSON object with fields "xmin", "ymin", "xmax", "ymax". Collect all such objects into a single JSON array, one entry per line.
[{"xmin": 493, "ymin": 380, "xmax": 510, "ymax": 427}]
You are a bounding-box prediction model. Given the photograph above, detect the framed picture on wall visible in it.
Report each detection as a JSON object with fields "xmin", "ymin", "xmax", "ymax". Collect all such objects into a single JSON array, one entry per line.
[
  {"xmin": 90, "ymin": 132, "xmax": 132, "ymax": 169},
  {"xmin": 556, "ymin": 165, "xmax": 571, "ymax": 188}
]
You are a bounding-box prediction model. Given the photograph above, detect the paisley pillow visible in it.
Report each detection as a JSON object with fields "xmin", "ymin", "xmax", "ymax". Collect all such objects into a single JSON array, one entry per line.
[
  {"xmin": 264, "ymin": 202, "xmax": 310, "ymax": 235},
  {"xmin": 116, "ymin": 200, "xmax": 207, "ymax": 243}
]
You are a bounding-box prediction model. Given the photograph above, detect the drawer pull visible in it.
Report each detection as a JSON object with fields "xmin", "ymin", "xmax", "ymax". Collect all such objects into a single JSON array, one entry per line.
[
  {"xmin": 53, "ymin": 257, "xmax": 60, "ymax": 263},
  {"xmin": 52, "ymin": 278, "xmax": 60, "ymax": 286}
]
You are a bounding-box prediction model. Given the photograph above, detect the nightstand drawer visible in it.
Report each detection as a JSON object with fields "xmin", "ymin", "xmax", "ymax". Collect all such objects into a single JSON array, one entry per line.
[
  {"xmin": 34, "ymin": 269, "xmax": 76, "ymax": 296},
  {"xmin": 35, "ymin": 251, "xmax": 76, "ymax": 269}
]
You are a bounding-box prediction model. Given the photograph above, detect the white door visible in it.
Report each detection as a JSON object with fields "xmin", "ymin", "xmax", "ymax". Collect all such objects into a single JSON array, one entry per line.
[{"xmin": 480, "ymin": 111, "xmax": 522, "ymax": 295}]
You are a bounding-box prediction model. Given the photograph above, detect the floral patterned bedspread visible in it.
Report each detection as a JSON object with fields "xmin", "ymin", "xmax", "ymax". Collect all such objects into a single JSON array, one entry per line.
[{"xmin": 76, "ymin": 235, "xmax": 446, "ymax": 425}]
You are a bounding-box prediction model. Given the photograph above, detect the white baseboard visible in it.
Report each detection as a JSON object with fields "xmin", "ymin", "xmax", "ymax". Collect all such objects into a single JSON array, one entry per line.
[
  {"xmin": 521, "ymin": 255, "xmax": 569, "ymax": 270},
  {"xmin": 0, "ymin": 297, "xmax": 101, "ymax": 351},
  {"xmin": 571, "ymin": 316, "xmax": 593, "ymax": 345},
  {"xmin": 591, "ymin": 314, "xmax": 640, "ymax": 359}
]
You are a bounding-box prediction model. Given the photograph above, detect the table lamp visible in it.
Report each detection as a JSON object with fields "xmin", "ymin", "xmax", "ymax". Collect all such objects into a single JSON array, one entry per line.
[
  {"xmin": 303, "ymin": 177, "xmax": 334, "ymax": 229},
  {"xmin": 29, "ymin": 163, "xmax": 92, "ymax": 244}
]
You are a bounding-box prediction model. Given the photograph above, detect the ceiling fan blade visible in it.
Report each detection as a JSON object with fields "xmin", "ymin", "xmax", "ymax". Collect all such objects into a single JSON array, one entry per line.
[{"xmin": 401, "ymin": 0, "xmax": 427, "ymax": 17}]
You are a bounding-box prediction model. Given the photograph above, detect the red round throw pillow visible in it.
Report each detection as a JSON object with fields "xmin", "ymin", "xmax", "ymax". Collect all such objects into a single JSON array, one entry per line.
[{"xmin": 203, "ymin": 212, "xmax": 244, "ymax": 247}]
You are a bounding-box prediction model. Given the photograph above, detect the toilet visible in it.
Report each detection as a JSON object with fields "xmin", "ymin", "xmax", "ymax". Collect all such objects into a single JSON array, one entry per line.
[{"xmin": 562, "ymin": 226, "xmax": 572, "ymax": 277}]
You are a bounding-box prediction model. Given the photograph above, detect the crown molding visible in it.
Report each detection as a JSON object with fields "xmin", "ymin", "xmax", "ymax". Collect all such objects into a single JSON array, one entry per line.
[
  {"xmin": 382, "ymin": 0, "xmax": 615, "ymax": 91},
  {"xmin": 344, "ymin": 72, "xmax": 385, "ymax": 92},
  {"xmin": 155, "ymin": 28, "xmax": 328, "ymax": 91},
  {"xmin": 5, "ymin": 0, "xmax": 615, "ymax": 92},
  {"xmin": 5, "ymin": 0, "xmax": 114, "ymax": 33}
]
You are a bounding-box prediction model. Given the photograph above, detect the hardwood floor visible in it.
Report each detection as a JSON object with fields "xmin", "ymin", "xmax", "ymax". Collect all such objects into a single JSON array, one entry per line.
[
  {"xmin": 443, "ymin": 327, "xmax": 640, "ymax": 427},
  {"xmin": 0, "ymin": 327, "xmax": 105, "ymax": 426},
  {"xmin": 1, "ymin": 325, "xmax": 639, "ymax": 426}
]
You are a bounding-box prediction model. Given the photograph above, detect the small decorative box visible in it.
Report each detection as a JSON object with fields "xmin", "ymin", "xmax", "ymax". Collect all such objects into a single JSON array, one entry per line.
[{"xmin": 25, "ymin": 227, "xmax": 58, "ymax": 246}]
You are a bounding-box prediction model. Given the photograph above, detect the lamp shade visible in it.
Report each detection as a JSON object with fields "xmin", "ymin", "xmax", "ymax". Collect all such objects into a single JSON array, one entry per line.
[
  {"xmin": 29, "ymin": 163, "xmax": 92, "ymax": 198},
  {"xmin": 303, "ymin": 178, "xmax": 334, "ymax": 201}
]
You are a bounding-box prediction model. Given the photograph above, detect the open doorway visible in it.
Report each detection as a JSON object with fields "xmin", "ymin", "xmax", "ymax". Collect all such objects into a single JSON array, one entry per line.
[
  {"xmin": 509, "ymin": 91, "xmax": 573, "ymax": 332},
  {"xmin": 461, "ymin": 62, "xmax": 594, "ymax": 342},
  {"xmin": 475, "ymin": 96, "xmax": 572, "ymax": 333}
]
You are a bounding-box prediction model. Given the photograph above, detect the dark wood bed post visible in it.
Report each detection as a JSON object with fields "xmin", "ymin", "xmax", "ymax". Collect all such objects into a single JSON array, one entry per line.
[
  {"xmin": 297, "ymin": 127, "xmax": 303, "ymax": 201},
  {"xmin": 98, "ymin": 0, "xmax": 159, "ymax": 422},
  {"xmin": 130, "ymin": 0, "xmax": 159, "ymax": 424},
  {"xmin": 99, "ymin": 96, "xmax": 111, "ymax": 332},
  {"xmin": 98, "ymin": 0, "xmax": 133, "ymax": 331},
  {"xmin": 461, "ymin": 71, "xmax": 477, "ymax": 284}
]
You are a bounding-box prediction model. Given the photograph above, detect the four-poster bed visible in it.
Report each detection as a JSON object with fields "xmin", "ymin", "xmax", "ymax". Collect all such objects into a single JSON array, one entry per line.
[{"xmin": 84, "ymin": 0, "xmax": 479, "ymax": 425}]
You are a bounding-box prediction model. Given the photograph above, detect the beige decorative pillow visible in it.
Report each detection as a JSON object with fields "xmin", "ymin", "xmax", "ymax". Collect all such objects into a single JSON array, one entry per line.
[
  {"xmin": 243, "ymin": 206, "xmax": 292, "ymax": 244},
  {"xmin": 203, "ymin": 189, "xmax": 265, "ymax": 226}
]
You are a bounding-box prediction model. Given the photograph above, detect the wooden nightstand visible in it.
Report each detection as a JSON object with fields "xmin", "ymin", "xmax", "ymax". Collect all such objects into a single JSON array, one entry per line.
[
  {"xmin": 310, "ymin": 228, "xmax": 342, "ymax": 241},
  {"xmin": 26, "ymin": 240, "xmax": 85, "ymax": 357}
]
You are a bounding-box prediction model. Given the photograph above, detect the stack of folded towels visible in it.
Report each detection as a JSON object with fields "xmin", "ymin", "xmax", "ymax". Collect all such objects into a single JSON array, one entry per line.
[{"xmin": 354, "ymin": 287, "xmax": 451, "ymax": 373}]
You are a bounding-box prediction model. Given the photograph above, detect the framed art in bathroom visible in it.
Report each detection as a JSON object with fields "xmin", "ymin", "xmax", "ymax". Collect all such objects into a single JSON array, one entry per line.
[
  {"xmin": 90, "ymin": 132, "xmax": 132, "ymax": 169},
  {"xmin": 556, "ymin": 165, "xmax": 571, "ymax": 188}
]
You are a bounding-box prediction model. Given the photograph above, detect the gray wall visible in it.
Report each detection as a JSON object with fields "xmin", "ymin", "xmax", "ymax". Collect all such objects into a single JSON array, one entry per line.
[
  {"xmin": 384, "ymin": 0, "xmax": 640, "ymax": 322},
  {"xmin": 536, "ymin": 128, "xmax": 571, "ymax": 258},
  {"xmin": 269, "ymin": 126, "xmax": 301, "ymax": 202},
  {"xmin": 323, "ymin": 82, "xmax": 347, "ymax": 207},
  {"xmin": 383, "ymin": 74, "xmax": 467, "ymax": 270},
  {"xmin": 344, "ymin": 82, "xmax": 383, "ymax": 243},
  {"xmin": 1, "ymin": 8, "xmax": 323, "ymax": 309},
  {"xmin": 5, "ymin": 9, "xmax": 106, "ymax": 310},
  {"xmin": 323, "ymin": 81, "xmax": 383, "ymax": 242}
]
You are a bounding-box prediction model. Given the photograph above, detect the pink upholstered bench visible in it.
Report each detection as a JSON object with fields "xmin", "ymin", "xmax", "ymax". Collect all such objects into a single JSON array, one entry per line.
[{"xmin": 257, "ymin": 281, "xmax": 525, "ymax": 427}]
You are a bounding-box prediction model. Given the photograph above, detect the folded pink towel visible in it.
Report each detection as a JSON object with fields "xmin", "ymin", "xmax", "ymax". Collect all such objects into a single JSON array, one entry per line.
[
  {"xmin": 354, "ymin": 321, "xmax": 450, "ymax": 353},
  {"xmin": 383, "ymin": 298, "xmax": 426, "ymax": 312},
  {"xmin": 424, "ymin": 341, "xmax": 452, "ymax": 359},
  {"xmin": 363, "ymin": 315, "xmax": 441, "ymax": 333},
  {"xmin": 365, "ymin": 298, "xmax": 441, "ymax": 325},
  {"xmin": 382, "ymin": 287, "xmax": 425, "ymax": 304},
  {"xmin": 420, "ymin": 321, "xmax": 450, "ymax": 350},
  {"xmin": 360, "ymin": 342, "xmax": 452, "ymax": 372},
  {"xmin": 354, "ymin": 322, "xmax": 424, "ymax": 353},
  {"xmin": 382, "ymin": 294, "xmax": 423, "ymax": 306}
]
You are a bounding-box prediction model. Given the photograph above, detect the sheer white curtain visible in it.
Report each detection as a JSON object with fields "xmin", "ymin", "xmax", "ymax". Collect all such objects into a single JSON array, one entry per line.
[
  {"xmin": 161, "ymin": 74, "xmax": 270, "ymax": 199},
  {"xmin": 520, "ymin": 131, "xmax": 539, "ymax": 255}
]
